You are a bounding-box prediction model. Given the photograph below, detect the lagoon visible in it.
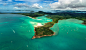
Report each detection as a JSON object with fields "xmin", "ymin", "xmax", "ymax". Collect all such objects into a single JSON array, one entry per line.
[{"xmin": 0, "ymin": 14, "xmax": 86, "ymax": 50}]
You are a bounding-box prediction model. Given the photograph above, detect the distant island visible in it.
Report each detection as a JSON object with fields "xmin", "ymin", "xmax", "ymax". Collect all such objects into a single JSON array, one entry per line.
[{"xmin": 1, "ymin": 11, "xmax": 86, "ymax": 39}]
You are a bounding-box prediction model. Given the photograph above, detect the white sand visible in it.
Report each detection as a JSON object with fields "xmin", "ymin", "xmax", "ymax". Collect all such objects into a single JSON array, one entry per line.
[
  {"xmin": 28, "ymin": 16, "xmax": 35, "ymax": 19},
  {"xmin": 35, "ymin": 23, "xmax": 43, "ymax": 27},
  {"xmin": 30, "ymin": 21, "xmax": 43, "ymax": 27}
]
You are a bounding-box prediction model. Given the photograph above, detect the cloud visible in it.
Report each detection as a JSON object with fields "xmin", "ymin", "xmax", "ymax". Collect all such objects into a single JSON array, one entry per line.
[
  {"xmin": 13, "ymin": 7, "xmax": 19, "ymax": 9},
  {"xmin": 15, "ymin": 0, "xmax": 40, "ymax": 2},
  {"xmin": 49, "ymin": 0, "xmax": 86, "ymax": 10},
  {"xmin": 13, "ymin": 3, "xmax": 43, "ymax": 10},
  {"xmin": 14, "ymin": 3, "xmax": 29, "ymax": 8},
  {"xmin": 3, "ymin": 3, "xmax": 8, "ymax": 6},
  {"xmin": 32, "ymin": 3, "xmax": 43, "ymax": 9}
]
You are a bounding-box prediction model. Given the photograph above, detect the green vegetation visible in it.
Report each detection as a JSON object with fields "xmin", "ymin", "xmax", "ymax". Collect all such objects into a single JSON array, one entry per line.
[
  {"xmin": 46, "ymin": 15, "xmax": 65, "ymax": 23},
  {"xmin": 35, "ymin": 22, "xmax": 54, "ymax": 37},
  {"xmin": 46, "ymin": 14, "xmax": 86, "ymax": 24},
  {"xmin": 11, "ymin": 11, "xmax": 44, "ymax": 18},
  {"xmin": 35, "ymin": 26, "xmax": 54, "ymax": 36},
  {"xmin": 9, "ymin": 11, "xmax": 86, "ymax": 38},
  {"xmin": 34, "ymin": 12, "xmax": 86, "ymax": 37}
]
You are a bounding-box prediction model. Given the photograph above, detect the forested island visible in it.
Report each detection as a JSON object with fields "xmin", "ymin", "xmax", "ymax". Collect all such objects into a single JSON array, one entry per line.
[{"xmin": 1, "ymin": 11, "xmax": 86, "ymax": 39}]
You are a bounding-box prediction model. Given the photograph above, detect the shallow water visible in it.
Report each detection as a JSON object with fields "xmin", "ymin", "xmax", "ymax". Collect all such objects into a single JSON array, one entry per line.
[{"xmin": 0, "ymin": 14, "xmax": 86, "ymax": 50}]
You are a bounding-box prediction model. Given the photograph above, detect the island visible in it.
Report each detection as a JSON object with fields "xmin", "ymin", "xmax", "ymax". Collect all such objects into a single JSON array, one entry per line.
[{"xmin": 7, "ymin": 11, "xmax": 86, "ymax": 39}]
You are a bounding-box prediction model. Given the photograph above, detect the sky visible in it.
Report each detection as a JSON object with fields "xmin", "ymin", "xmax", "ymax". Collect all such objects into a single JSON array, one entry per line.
[{"xmin": 0, "ymin": 0, "xmax": 86, "ymax": 12}]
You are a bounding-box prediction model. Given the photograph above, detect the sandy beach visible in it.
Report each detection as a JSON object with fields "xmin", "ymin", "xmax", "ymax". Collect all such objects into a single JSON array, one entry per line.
[
  {"xmin": 28, "ymin": 16, "xmax": 35, "ymax": 19},
  {"xmin": 34, "ymin": 23, "xmax": 43, "ymax": 27}
]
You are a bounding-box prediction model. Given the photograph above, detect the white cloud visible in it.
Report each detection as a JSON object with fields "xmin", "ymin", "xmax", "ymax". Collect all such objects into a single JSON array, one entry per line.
[
  {"xmin": 13, "ymin": 3, "xmax": 43, "ymax": 10},
  {"xmin": 40, "ymin": 6, "xmax": 43, "ymax": 8},
  {"xmin": 13, "ymin": 7, "xmax": 19, "ymax": 9},
  {"xmin": 0, "ymin": 2, "xmax": 9, "ymax": 6},
  {"xmin": 3, "ymin": 3, "xmax": 8, "ymax": 6},
  {"xmin": 15, "ymin": 0, "xmax": 40, "ymax": 2},
  {"xmin": 14, "ymin": 3, "xmax": 29, "ymax": 8},
  {"xmin": 32, "ymin": 3, "xmax": 43, "ymax": 9},
  {"xmin": 49, "ymin": 0, "xmax": 86, "ymax": 10}
]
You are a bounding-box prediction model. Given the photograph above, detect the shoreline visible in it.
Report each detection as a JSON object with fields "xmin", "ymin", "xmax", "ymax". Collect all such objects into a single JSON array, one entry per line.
[
  {"xmin": 27, "ymin": 16, "xmax": 56, "ymax": 39},
  {"xmin": 28, "ymin": 16, "xmax": 35, "ymax": 19},
  {"xmin": 32, "ymin": 27, "xmax": 55, "ymax": 39},
  {"xmin": 28, "ymin": 16, "xmax": 85, "ymax": 39},
  {"xmin": 82, "ymin": 23, "xmax": 86, "ymax": 25},
  {"xmin": 32, "ymin": 22, "xmax": 56, "ymax": 39}
]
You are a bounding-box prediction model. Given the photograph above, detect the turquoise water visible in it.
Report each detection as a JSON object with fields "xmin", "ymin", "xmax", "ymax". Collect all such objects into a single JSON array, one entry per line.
[{"xmin": 0, "ymin": 14, "xmax": 86, "ymax": 50}]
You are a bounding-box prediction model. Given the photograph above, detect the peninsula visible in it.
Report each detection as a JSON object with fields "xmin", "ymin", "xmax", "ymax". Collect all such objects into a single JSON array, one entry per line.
[
  {"xmin": 32, "ymin": 22, "xmax": 55, "ymax": 39},
  {"xmin": 11, "ymin": 11, "xmax": 86, "ymax": 39}
]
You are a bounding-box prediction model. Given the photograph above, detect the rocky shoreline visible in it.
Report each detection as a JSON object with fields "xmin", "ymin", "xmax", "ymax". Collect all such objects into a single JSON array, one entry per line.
[{"xmin": 82, "ymin": 23, "xmax": 86, "ymax": 25}]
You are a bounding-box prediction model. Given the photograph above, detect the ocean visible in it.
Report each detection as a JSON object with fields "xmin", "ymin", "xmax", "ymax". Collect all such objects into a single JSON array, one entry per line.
[{"xmin": 0, "ymin": 14, "xmax": 86, "ymax": 50}]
